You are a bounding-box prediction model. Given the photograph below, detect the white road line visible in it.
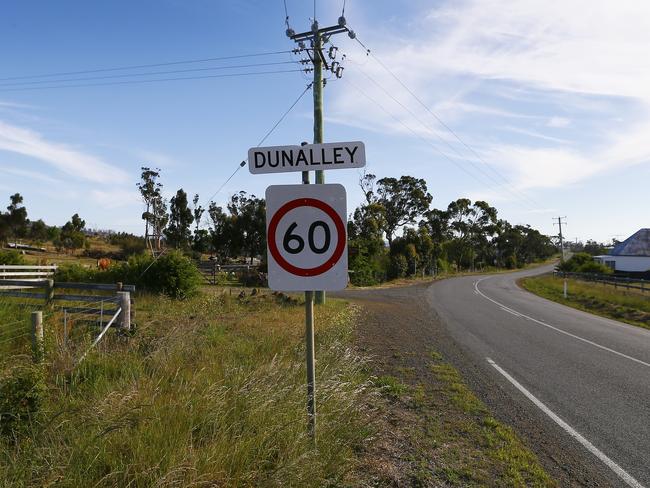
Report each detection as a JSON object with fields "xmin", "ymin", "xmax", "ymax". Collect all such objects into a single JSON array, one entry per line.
[
  {"xmin": 487, "ymin": 358, "xmax": 645, "ymax": 488},
  {"xmin": 474, "ymin": 278, "xmax": 650, "ymax": 369}
]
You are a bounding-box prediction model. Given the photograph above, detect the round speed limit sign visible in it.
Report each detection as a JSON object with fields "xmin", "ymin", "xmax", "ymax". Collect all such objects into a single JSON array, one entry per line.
[{"xmin": 265, "ymin": 184, "xmax": 348, "ymax": 291}]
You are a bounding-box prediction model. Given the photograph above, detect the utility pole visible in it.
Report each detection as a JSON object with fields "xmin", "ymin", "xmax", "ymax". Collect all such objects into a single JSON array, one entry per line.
[
  {"xmin": 553, "ymin": 217, "xmax": 567, "ymax": 262},
  {"xmin": 287, "ymin": 15, "xmax": 354, "ymax": 305}
]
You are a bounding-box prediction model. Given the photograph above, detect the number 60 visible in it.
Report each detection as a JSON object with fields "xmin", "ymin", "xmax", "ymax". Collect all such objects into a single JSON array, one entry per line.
[{"xmin": 283, "ymin": 221, "xmax": 331, "ymax": 255}]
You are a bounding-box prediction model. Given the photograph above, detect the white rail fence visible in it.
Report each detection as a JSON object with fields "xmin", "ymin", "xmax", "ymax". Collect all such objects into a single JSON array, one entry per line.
[{"xmin": 0, "ymin": 265, "xmax": 57, "ymax": 289}]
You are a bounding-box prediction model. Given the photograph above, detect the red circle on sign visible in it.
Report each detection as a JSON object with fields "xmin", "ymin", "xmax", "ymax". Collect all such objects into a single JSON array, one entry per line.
[{"xmin": 267, "ymin": 198, "xmax": 346, "ymax": 277}]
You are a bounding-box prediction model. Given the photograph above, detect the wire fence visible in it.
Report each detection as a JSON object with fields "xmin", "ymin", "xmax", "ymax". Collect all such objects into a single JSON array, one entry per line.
[{"xmin": 554, "ymin": 271, "xmax": 650, "ymax": 293}]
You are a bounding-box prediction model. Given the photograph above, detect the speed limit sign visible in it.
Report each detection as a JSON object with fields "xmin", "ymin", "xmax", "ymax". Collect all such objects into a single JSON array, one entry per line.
[{"xmin": 265, "ymin": 184, "xmax": 347, "ymax": 291}]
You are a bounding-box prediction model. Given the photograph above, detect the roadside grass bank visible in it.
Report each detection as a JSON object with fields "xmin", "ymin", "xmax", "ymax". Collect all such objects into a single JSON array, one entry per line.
[
  {"xmin": 363, "ymin": 356, "xmax": 555, "ymax": 486},
  {"xmin": 520, "ymin": 274, "xmax": 650, "ymax": 330},
  {"xmin": 0, "ymin": 290, "xmax": 374, "ymax": 487},
  {"xmin": 349, "ymin": 298, "xmax": 556, "ymax": 487}
]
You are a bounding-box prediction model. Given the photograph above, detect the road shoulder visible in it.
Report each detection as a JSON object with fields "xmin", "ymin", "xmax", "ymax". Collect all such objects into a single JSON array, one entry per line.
[{"xmin": 345, "ymin": 284, "xmax": 556, "ymax": 486}]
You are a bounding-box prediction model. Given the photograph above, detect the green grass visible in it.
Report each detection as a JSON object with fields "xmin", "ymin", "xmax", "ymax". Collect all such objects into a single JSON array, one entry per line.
[
  {"xmin": 0, "ymin": 291, "xmax": 373, "ymax": 487},
  {"xmin": 424, "ymin": 355, "xmax": 555, "ymax": 487},
  {"xmin": 370, "ymin": 347, "xmax": 554, "ymax": 486},
  {"xmin": 521, "ymin": 275, "xmax": 650, "ymax": 330}
]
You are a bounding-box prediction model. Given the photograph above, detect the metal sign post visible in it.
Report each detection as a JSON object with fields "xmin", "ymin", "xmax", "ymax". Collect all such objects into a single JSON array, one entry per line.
[
  {"xmin": 265, "ymin": 184, "xmax": 348, "ymax": 437},
  {"xmin": 250, "ymin": 140, "xmax": 356, "ymax": 438}
]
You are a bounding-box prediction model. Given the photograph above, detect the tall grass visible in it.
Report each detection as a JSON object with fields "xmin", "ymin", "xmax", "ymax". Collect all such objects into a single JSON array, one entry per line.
[
  {"xmin": 521, "ymin": 275, "xmax": 650, "ymax": 329},
  {"xmin": 0, "ymin": 291, "xmax": 373, "ymax": 487}
]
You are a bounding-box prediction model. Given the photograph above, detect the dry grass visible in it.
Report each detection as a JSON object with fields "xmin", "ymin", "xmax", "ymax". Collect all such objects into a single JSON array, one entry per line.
[
  {"xmin": 0, "ymin": 291, "xmax": 374, "ymax": 487},
  {"xmin": 521, "ymin": 275, "xmax": 650, "ymax": 329}
]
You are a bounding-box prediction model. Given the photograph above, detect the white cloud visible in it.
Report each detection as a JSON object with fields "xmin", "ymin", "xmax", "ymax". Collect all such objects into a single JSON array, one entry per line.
[
  {"xmin": 90, "ymin": 188, "xmax": 141, "ymax": 209},
  {"xmin": 547, "ymin": 117, "xmax": 570, "ymax": 128},
  {"xmin": 0, "ymin": 165, "xmax": 64, "ymax": 185},
  {"xmin": 0, "ymin": 120, "xmax": 128, "ymax": 183},
  {"xmin": 136, "ymin": 149, "xmax": 177, "ymax": 169},
  {"xmin": 332, "ymin": 0, "xmax": 650, "ymax": 194}
]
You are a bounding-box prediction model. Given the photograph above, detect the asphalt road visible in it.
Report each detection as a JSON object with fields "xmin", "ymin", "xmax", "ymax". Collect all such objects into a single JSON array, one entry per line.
[{"xmin": 427, "ymin": 265, "xmax": 650, "ymax": 487}]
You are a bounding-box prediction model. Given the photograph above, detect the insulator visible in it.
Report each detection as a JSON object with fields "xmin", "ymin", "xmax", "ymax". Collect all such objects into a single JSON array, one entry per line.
[
  {"xmin": 328, "ymin": 46, "xmax": 338, "ymax": 59},
  {"xmin": 285, "ymin": 28, "xmax": 295, "ymax": 38},
  {"xmin": 336, "ymin": 66, "xmax": 344, "ymax": 78},
  {"xmin": 347, "ymin": 30, "xmax": 356, "ymax": 39},
  {"xmin": 311, "ymin": 20, "xmax": 319, "ymax": 33},
  {"xmin": 338, "ymin": 16, "xmax": 346, "ymax": 26},
  {"xmin": 298, "ymin": 41, "xmax": 306, "ymax": 49},
  {"xmin": 330, "ymin": 61, "xmax": 340, "ymax": 72}
]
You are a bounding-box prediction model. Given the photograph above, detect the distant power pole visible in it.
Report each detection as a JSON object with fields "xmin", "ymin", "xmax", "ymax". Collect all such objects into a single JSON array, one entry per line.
[
  {"xmin": 286, "ymin": 14, "xmax": 355, "ymax": 304},
  {"xmin": 553, "ymin": 217, "xmax": 567, "ymax": 262}
]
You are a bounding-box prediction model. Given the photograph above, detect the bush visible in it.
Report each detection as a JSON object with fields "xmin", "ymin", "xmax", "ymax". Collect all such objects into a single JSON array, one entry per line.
[
  {"xmin": 55, "ymin": 251, "xmax": 202, "ymax": 299},
  {"xmin": 54, "ymin": 263, "xmax": 96, "ymax": 282},
  {"xmin": 0, "ymin": 250, "xmax": 25, "ymax": 265},
  {"xmin": 558, "ymin": 252, "xmax": 611, "ymax": 274},
  {"xmin": 142, "ymin": 250, "xmax": 202, "ymax": 298},
  {"xmin": 388, "ymin": 254, "xmax": 408, "ymax": 280},
  {"xmin": 577, "ymin": 261, "xmax": 612, "ymax": 274},
  {"xmin": 0, "ymin": 363, "xmax": 45, "ymax": 436}
]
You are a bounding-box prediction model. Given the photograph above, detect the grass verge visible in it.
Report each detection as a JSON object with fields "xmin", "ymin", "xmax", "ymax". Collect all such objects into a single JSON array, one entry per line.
[
  {"xmin": 362, "ymin": 350, "xmax": 555, "ymax": 487},
  {"xmin": 520, "ymin": 275, "xmax": 650, "ymax": 330},
  {"xmin": 0, "ymin": 290, "xmax": 373, "ymax": 487}
]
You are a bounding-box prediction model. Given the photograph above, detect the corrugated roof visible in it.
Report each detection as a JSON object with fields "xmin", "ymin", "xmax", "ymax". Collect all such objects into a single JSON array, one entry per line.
[{"xmin": 610, "ymin": 228, "xmax": 650, "ymax": 256}]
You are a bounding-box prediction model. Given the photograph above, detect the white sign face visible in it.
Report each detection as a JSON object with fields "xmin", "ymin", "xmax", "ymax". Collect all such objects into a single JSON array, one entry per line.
[
  {"xmin": 266, "ymin": 184, "xmax": 348, "ymax": 291},
  {"xmin": 249, "ymin": 141, "xmax": 365, "ymax": 175}
]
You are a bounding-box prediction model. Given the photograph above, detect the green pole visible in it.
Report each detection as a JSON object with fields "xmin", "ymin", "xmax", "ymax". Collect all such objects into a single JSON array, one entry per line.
[{"xmin": 313, "ymin": 32, "xmax": 326, "ymax": 304}]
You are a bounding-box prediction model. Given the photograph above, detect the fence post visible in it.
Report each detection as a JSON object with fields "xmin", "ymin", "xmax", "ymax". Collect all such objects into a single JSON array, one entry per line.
[
  {"xmin": 45, "ymin": 279, "xmax": 54, "ymax": 304},
  {"xmin": 31, "ymin": 311, "xmax": 43, "ymax": 362},
  {"xmin": 118, "ymin": 291, "xmax": 131, "ymax": 332}
]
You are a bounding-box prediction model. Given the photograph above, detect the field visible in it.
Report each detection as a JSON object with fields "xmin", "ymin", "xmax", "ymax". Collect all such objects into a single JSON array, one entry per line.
[
  {"xmin": 520, "ymin": 274, "xmax": 650, "ymax": 329},
  {"xmin": 1, "ymin": 290, "xmax": 373, "ymax": 487}
]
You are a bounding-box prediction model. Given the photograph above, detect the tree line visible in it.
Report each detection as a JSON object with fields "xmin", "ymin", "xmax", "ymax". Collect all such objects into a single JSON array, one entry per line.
[
  {"xmin": 134, "ymin": 168, "xmax": 560, "ymax": 284},
  {"xmin": 0, "ymin": 193, "xmax": 89, "ymax": 253}
]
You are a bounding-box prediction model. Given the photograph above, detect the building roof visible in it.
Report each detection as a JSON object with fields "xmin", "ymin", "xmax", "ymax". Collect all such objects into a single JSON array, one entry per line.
[{"xmin": 610, "ymin": 228, "xmax": 650, "ymax": 256}]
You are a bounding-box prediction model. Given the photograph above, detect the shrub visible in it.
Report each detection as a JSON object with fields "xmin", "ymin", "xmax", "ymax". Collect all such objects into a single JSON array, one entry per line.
[
  {"xmin": 142, "ymin": 250, "xmax": 202, "ymax": 298},
  {"xmin": 0, "ymin": 363, "xmax": 45, "ymax": 436},
  {"xmin": 54, "ymin": 263, "xmax": 96, "ymax": 282},
  {"xmin": 388, "ymin": 254, "xmax": 408, "ymax": 280},
  {"xmin": 55, "ymin": 251, "xmax": 202, "ymax": 298},
  {"xmin": 0, "ymin": 250, "xmax": 25, "ymax": 265},
  {"xmin": 558, "ymin": 252, "xmax": 611, "ymax": 274},
  {"xmin": 577, "ymin": 261, "xmax": 612, "ymax": 274}
]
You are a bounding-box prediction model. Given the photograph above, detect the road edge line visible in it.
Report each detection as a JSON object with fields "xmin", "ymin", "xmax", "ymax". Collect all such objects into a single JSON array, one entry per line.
[
  {"xmin": 486, "ymin": 358, "xmax": 645, "ymax": 488},
  {"xmin": 475, "ymin": 278, "xmax": 650, "ymax": 369}
]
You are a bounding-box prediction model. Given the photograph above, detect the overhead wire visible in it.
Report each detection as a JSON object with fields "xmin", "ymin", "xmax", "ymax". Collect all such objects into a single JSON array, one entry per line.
[
  {"xmin": 0, "ymin": 60, "xmax": 301, "ymax": 88},
  {"xmin": 199, "ymin": 81, "xmax": 314, "ymax": 228},
  {"xmin": 349, "ymin": 30, "xmax": 545, "ymax": 210},
  {"xmin": 0, "ymin": 69, "xmax": 309, "ymax": 93},
  {"xmin": 342, "ymin": 76, "xmax": 503, "ymax": 192},
  {"xmin": 350, "ymin": 61, "xmax": 538, "ymax": 211},
  {"xmin": 283, "ymin": 0, "xmax": 290, "ymax": 27},
  {"xmin": 0, "ymin": 49, "xmax": 296, "ymax": 82}
]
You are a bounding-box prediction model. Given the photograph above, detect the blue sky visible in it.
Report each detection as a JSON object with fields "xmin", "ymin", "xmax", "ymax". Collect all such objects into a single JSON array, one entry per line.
[{"xmin": 1, "ymin": 0, "xmax": 648, "ymax": 243}]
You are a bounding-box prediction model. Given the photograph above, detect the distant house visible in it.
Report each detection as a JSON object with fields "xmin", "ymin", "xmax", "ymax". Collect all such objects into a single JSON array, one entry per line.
[{"xmin": 594, "ymin": 228, "xmax": 650, "ymax": 276}]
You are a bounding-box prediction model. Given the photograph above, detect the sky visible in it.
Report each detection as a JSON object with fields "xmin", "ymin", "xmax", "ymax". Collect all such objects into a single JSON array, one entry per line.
[{"xmin": 1, "ymin": 0, "xmax": 649, "ymax": 243}]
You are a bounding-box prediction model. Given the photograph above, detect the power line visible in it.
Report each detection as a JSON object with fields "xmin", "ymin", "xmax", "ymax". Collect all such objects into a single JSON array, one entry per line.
[
  {"xmin": 350, "ymin": 61, "xmax": 538, "ymax": 210},
  {"xmin": 200, "ymin": 82, "xmax": 313, "ymax": 225},
  {"xmin": 0, "ymin": 69, "xmax": 309, "ymax": 93},
  {"xmin": 283, "ymin": 0, "xmax": 290, "ymax": 27},
  {"xmin": 350, "ymin": 30, "xmax": 545, "ymax": 210},
  {"xmin": 0, "ymin": 49, "xmax": 296, "ymax": 82},
  {"xmin": 0, "ymin": 60, "xmax": 301, "ymax": 88},
  {"xmin": 343, "ymin": 76, "xmax": 499, "ymax": 191}
]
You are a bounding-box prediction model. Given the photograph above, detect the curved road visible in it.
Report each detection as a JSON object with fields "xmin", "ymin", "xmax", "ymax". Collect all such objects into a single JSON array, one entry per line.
[{"xmin": 427, "ymin": 265, "xmax": 650, "ymax": 487}]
